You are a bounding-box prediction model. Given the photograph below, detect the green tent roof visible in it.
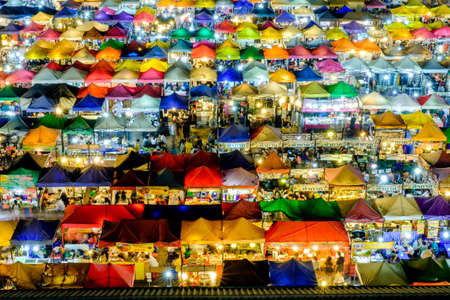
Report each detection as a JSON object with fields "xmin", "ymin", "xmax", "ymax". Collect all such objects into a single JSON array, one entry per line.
[
  {"xmin": 171, "ymin": 27, "xmax": 191, "ymax": 40},
  {"xmin": 327, "ymin": 81, "xmax": 358, "ymax": 98},
  {"xmin": 260, "ymin": 198, "xmax": 341, "ymax": 221},
  {"xmin": 240, "ymin": 46, "xmax": 264, "ymax": 60},
  {"xmin": 356, "ymin": 262, "xmax": 408, "ymax": 286},
  {"xmin": 63, "ymin": 116, "xmax": 93, "ymax": 135},
  {"xmin": 7, "ymin": 168, "xmax": 40, "ymax": 185},
  {"xmin": 401, "ymin": 258, "xmax": 450, "ymax": 283},
  {"xmin": 260, "ymin": 198, "xmax": 304, "ymax": 220},
  {"xmin": 99, "ymin": 39, "xmax": 124, "ymax": 50},
  {"xmin": 443, "ymin": 127, "xmax": 450, "ymax": 143},
  {"xmin": 35, "ymin": 114, "xmax": 68, "ymax": 129},
  {"xmin": 0, "ymin": 86, "xmax": 27, "ymax": 101},
  {"xmin": 195, "ymin": 27, "xmax": 214, "ymax": 40},
  {"xmin": 216, "ymin": 46, "xmax": 240, "ymax": 60},
  {"xmin": 170, "ymin": 40, "xmax": 192, "ymax": 52}
]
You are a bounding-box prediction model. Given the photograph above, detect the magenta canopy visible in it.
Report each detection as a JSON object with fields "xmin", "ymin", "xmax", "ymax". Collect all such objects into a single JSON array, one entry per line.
[{"xmin": 316, "ymin": 59, "xmax": 344, "ymax": 73}]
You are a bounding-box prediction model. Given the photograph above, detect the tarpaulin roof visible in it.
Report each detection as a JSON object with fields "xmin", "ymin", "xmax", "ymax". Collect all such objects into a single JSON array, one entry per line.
[
  {"xmin": 160, "ymin": 93, "xmax": 188, "ymax": 110},
  {"xmin": 0, "ymin": 115, "xmax": 29, "ymax": 134},
  {"xmin": 219, "ymin": 150, "xmax": 254, "ymax": 171},
  {"xmin": 371, "ymin": 111, "xmax": 406, "ymax": 129},
  {"xmin": 220, "ymin": 259, "xmax": 270, "ymax": 286},
  {"xmin": 36, "ymin": 114, "xmax": 67, "ymax": 129},
  {"xmin": 0, "ymin": 221, "xmax": 18, "ymax": 247},
  {"xmin": 190, "ymin": 66, "xmax": 217, "ymax": 82},
  {"xmin": 222, "ymin": 200, "xmax": 261, "ymax": 220},
  {"xmin": 374, "ymin": 195, "xmax": 423, "ymax": 221},
  {"xmin": 112, "ymin": 170, "xmax": 146, "ymax": 188},
  {"xmin": 401, "ymin": 111, "xmax": 434, "ymax": 129},
  {"xmin": 184, "ymin": 150, "xmax": 219, "ymax": 171},
  {"xmin": 418, "ymin": 94, "xmax": 447, "ymax": 110},
  {"xmin": 75, "ymin": 166, "xmax": 111, "ymax": 187},
  {"xmin": 0, "ymin": 263, "xmax": 46, "ymax": 289},
  {"xmin": 151, "ymin": 153, "xmax": 185, "ymax": 173},
  {"xmin": 181, "ymin": 218, "xmax": 221, "ymax": 243},
  {"xmin": 222, "ymin": 167, "xmax": 258, "ymax": 188},
  {"xmin": 331, "ymin": 38, "xmax": 357, "ymax": 52},
  {"xmin": 251, "ymin": 125, "xmax": 282, "ymax": 143},
  {"xmin": 114, "ymin": 151, "xmax": 149, "ymax": 171},
  {"xmin": 414, "ymin": 196, "xmax": 450, "ymax": 220},
  {"xmin": 413, "ymin": 122, "xmax": 446, "ymax": 142},
  {"xmin": 126, "ymin": 113, "xmax": 157, "ymax": 132},
  {"xmin": 299, "ymin": 82, "xmax": 329, "ymax": 98},
  {"xmin": 325, "ymin": 165, "xmax": 365, "ymax": 186},
  {"xmin": 390, "ymin": 93, "xmax": 421, "ymax": 112},
  {"xmin": 401, "ymin": 258, "xmax": 450, "ymax": 283},
  {"xmin": 73, "ymin": 94, "xmax": 105, "ymax": 112},
  {"xmin": 370, "ymin": 57, "xmax": 396, "ymax": 72},
  {"xmin": 342, "ymin": 56, "xmax": 370, "ymax": 73},
  {"xmin": 357, "ymin": 262, "xmax": 408, "ymax": 286},
  {"xmin": 275, "ymin": 10, "xmax": 295, "ymax": 23},
  {"xmin": 316, "ymin": 59, "xmax": 344, "ymax": 73},
  {"xmin": 36, "ymin": 164, "xmax": 74, "ymax": 187},
  {"xmin": 218, "ymin": 67, "xmax": 243, "ymax": 82},
  {"xmin": 41, "ymin": 263, "xmax": 90, "ymax": 289},
  {"xmin": 260, "ymin": 198, "xmax": 341, "ymax": 221},
  {"xmin": 190, "ymin": 84, "xmax": 217, "ymax": 98},
  {"xmin": 0, "ymin": 85, "xmax": 26, "ymax": 101},
  {"xmin": 7, "ymin": 152, "xmax": 42, "ymax": 172},
  {"xmin": 269, "ymin": 68, "xmax": 296, "ymax": 83},
  {"xmin": 269, "ymin": 260, "xmax": 317, "ymax": 286},
  {"xmin": 288, "ymin": 45, "xmax": 313, "ymax": 59},
  {"xmin": 94, "ymin": 115, "xmax": 123, "ymax": 131},
  {"xmin": 257, "ymin": 152, "xmax": 288, "ymax": 172},
  {"xmin": 344, "ymin": 199, "xmax": 383, "ymax": 222},
  {"xmin": 22, "ymin": 126, "xmax": 60, "ymax": 150},
  {"xmin": 171, "ymin": 27, "xmax": 191, "ymax": 40},
  {"xmin": 237, "ymin": 26, "xmax": 260, "ymax": 39},
  {"xmin": 61, "ymin": 204, "xmax": 145, "ymax": 229},
  {"xmin": 185, "ymin": 166, "xmax": 222, "ymax": 188},
  {"xmin": 5, "ymin": 69, "xmax": 35, "ymax": 84},
  {"xmin": 243, "ymin": 66, "xmax": 269, "ymax": 83},
  {"xmin": 218, "ymin": 125, "xmax": 250, "ymax": 143},
  {"xmin": 265, "ymin": 221, "xmax": 349, "ymax": 244},
  {"xmin": 10, "ymin": 219, "xmax": 59, "ymax": 245},
  {"xmin": 85, "ymin": 264, "xmax": 135, "ymax": 288},
  {"xmin": 326, "ymin": 27, "xmax": 349, "ymax": 40},
  {"xmin": 164, "ymin": 66, "xmax": 190, "ymax": 82},
  {"xmin": 258, "ymin": 81, "xmax": 288, "ymax": 96},
  {"xmin": 63, "ymin": 116, "xmax": 93, "ymax": 135},
  {"xmin": 264, "ymin": 45, "xmax": 289, "ymax": 60},
  {"xmin": 260, "ymin": 198, "xmax": 303, "ymax": 220},
  {"xmin": 327, "ymin": 81, "xmax": 358, "ymax": 98},
  {"xmin": 294, "ymin": 67, "xmax": 322, "ymax": 82},
  {"xmin": 99, "ymin": 219, "xmax": 178, "ymax": 247},
  {"xmin": 361, "ymin": 92, "xmax": 390, "ymax": 109},
  {"xmin": 223, "ymin": 217, "xmax": 265, "ymax": 242}
]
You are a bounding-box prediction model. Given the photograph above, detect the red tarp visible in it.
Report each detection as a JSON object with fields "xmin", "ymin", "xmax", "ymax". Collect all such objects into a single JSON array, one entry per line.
[
  {"xmin": 39, "ymin": 29, "xmax": 61, "ymax": 41},
  {"xmin": 311, "ymin": 44, "xmax": 337, "ymax": 59},
  {"xmin": 222, "ymin": 200, "xmax": 262, "ymax": 220},
  {"xmin": 134, "ymin": 85, "xmax": 162, "ymax": 98},
  {"xmin": 150, "ymin": 152, "xmax": 185, "ymax": 172},
  {"xmin": 98, "ymin": 219, "xmax": 179, "ymax": 247},
  {"xmin": 20, "ymin": 22, "xmax": 45, "ymax": 34},
  {"xmin": 265, "ymin": 221, "xmax": 349, "ymax": 244},
  {"xmin": 105, "ymin": 26, "xmax": 127, "ymax": 39},
  {"xmin": 185, "ymin": 166, "xmax": 222, "ymax": 188},
  {"xmin": 85, "ymin": 264, "xmax": 135, "ymax": 288},
  {"xmin": 344, "ymin": 199, "xmax": 384, "ymax": 222},
  {"xmin": 184, "ymin": 150, "xmax": 219, "ymax": 172},
  {"xmin": 434, "ymin": 151, "xmax": 450, "ymax": 168},
  {"xmin": 46, "ymin": 62, "xmax": 66, "ymax": 71},
  {"xmin": 106, "ymin": 83, "xmax": 134, "ymax": 99},
  {"xmin": 85, "ymin": 68, "xmax": 113, "ymax": 84},
  {"xmin": 215, "ymin": 20, "xmax": 236, "ymax": 33}
]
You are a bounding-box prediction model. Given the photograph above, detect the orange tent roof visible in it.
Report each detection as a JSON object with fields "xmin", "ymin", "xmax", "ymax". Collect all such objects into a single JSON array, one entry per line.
[
  {"xmin": 354, "ymin": 39, "xmax": 381, "ymax": 53},
  {"xmin": 264, "ymin": 45, "xmax": 289, "ymax": 60},
  {"xmin": 95, "ymin": 47, "xmax": 121, "ymax": 61},
  {"xmin": 331, "ymin": 38, "xmax": 357, "ymax": 52},
  {"xmin": 90, "ymin": 60, "xmax": 116, "ymax": 73},
  {"xmin": 257, "ymin": 152, "xmax": 288, "ymax": 173},
  {"xmin": 371, "ymin": 111, "xmax": 406, "ymax": 129},
  {"xmin": 22, "ymin": 126, "xmax": 60, "ymax": 150},
  {"xmin": 269, "ymin": 68, "xmax": 296, "ymax": 83},
  {"xmin": 265, "ymin": 221, "xmax": 349, "ymax": 244},
  {"xmin": 324, "ymin": 165, "xmax": 365, "ymax": 186},
  {"xmin": 77, "ymin": 83, "xmax": 109, "ymax": 98},
  {"xmin": 191, "ymin": 45, "xmax": 216, "ymax": 59}
]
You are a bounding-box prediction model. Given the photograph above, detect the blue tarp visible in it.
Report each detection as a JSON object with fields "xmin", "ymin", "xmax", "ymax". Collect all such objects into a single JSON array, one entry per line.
[
  {"xmin": 304, "ymin": 20, "xmax": 321, "ymax": 30},
  {"xmin": 10, "ymin": 219, "xmax": 60, "ymax": 245},
  {"xmin": 252, "ymin": 5, "xmax": 275, "ymax": 18},
  {"xmin": 54, "ymin": 7, "xmax": 77, "ymax": 18},
  {"xmin": 37, "ymin": 164, "xmax": 74, "ymax": 187},
  {"xmin": 74, "ymin": 166, "xmax": 111, "ymax": 187},
  {"xmin": 143, "ymin": 45, "xmax": 168, "ymax": 59},
  {"xmin": 335, "ymin": 5, "xmax": 353, "ymax": 15},
  {"xmin": 143, "ymin": 204, "xmax": 223, "ymax": 220},
  {"xmin": 73, "ymin": 95, "xmax": 105, "ymax": 112},
  {"xmin": 0, "ymin": 6, "xmax": 56, "ymax": 18},
  {"xmin": 294, "ymin": 67, "xmax": 323, "ymax": 82},
  {"xmin": 218, "ymin": 125, "xmax": 250, "ymax": 143},
  {"xmin": 219, "ymin": 150, "xmax": 254, "ymax": 171},
  {"xmin": 269, "ymin": 260, "xmax": 317, "ymax": 286},
  {"xmin": 26, "ymin": 96, "xmax": 57, "ymax": 113},
  {"xmin": 190, "ymin": 85, "xmax": 217, "ymax": 98},
  {"xmin": 160, "ymin": 93, "xmax": 188, "ymax": 110},
  {"xmin": 234, "ymin": 0, "xmax": 253, "ymax": 15},
  {"xmin": 275, "ymin": 11, "xmax": 295, "ymax": 23},
  {"xmin": 195, "ymin": 10, "xmax": 214, "ymax": 23},
  {"xmin": 218, "ymin": 67, "xmax": 243, "ymax": 82}
]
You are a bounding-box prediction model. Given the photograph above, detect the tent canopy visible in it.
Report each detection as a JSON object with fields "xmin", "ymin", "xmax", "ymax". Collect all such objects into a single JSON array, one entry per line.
[
  {"xmin": 181, "ymin": 218, "xmax": 221, "ymax": 243},
  {"xmin": 185, "ymin": 166, "xmax": 222, "ymax": 188},
  {"xmin": 414, "ymin": 196, "xmax": 450, "ymax": 220},
  {"xmin": 10, "ymin": 219, "xmax": 59, "ymax": 245},
  {"xmin": 374, "ymin": 195, "xmax": 423, "ymax": 221},
  {"xmin": 151, "ymin": 153, "xmax": 185, "ymax": 173},
  {"xmin": 0, "ymin": 221, "xmax": 18, "ymax": 247},
  {"xmin": 412, "ymin": 122, "xmax": 446, "ymax": 142},
  {"xmin": 220, "ymin": 259, "xmax": 270, "ymax": 287},
  {"xmin": 222, "ymin": 167, "xmax": 259, "ymax": 188},
  {"xmin": 344, "ymin": 199, "xmax": 383, "ymax": 223},
  {"xmin": 401, "ymin": 258, "xmax": 450, "ymax": 283},
  {"xmin": 269, "ymin": 259, "xmax": 317, "ymax": 286},
  {"xmin": 371, "ymin": 111, "xmax": 406, "ymax": 129},
  {"xmin": 324, "ymin": 165, "xmax": 365, "ymax": 186},
  {"xmin": 218, "ymin": 125, "xmax": 250, "ymax": 143},
  {"xmin": 222, "ymin": 200, "xmax": 261, "ymax": 220},
  {"xmin": 356, "ymin": 262, "xmax": 408, "ymax": 286},
  {"xmin": 219, "ymin": 150, "xmax": 254, "ymax": 171},
  {"xmin": 85, "ymin": 264, "xmax": 134, "ymax": 288}
]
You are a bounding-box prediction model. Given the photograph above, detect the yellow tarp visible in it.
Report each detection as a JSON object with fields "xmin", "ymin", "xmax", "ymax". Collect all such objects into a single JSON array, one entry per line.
[
  {"xmin": 326, "ymin": 27, "xmax": 349, "ymax": 40},
  {"xmin": 22, "ymin": 126, "xmax": 60, "ymax": 150},
  {"xmin": 401, "ymin": 111, "xmax": 435, "ymax": 129},
  {"xmin": 264, "ymin": 45, "xmax": 289, "ymax": 59},
  {"xmin": 331, "ymin": 38, "xmax": 357, "ymax": 52},
  {"xmin": 30, "ymin": 12, "xmax": 53, "ymax": 25},
  {"xmin": 115, "ymin": 60, "xmax": 142, "ymax": 72},
  {"xmin": 190, "ymin": 66, "xmax": 217, "ymax": 82},
  {"xmin": 371, "ymin": 111, "xmax": 406, "ymax": 129},
  {"xmin": 48, "ymin": 40, "xmax": 76, "ymax": 60},
  {"xmin": 140, "ymin": 58, "xmax": 168, "ymax": 73},
  {"xmin": 252, "ymin": 126, "xmax": 282, "ymax": 143},
  {"xmin": 147, "ymin": 40, "xmax": 170, "ymax": 49},
  {"xmin": 195, "ymin": 0, "xmax": 215, "ymax": 8},
  {"xmin": 431, "ymin": 4, "xmax": 450, "ymax": 18},
  {"xmin": 59, "ymin": 29, "xmax": 84, "ymax": 41},
  {"xmin": 391, "ymin": 5, "xmax": 413, "ymax": 17},
  {"xmin": 408, "ymin": 21, "xmax": 431, "ymax": 30},
  {"xmin": 41, "ymin": 263, "xmax": 90, "ymax": 289},
  {"xmin": 218, "ymin": 39, "xmax": 239, "ymax": 50},
  {"xmin": 25, "ymin": 45, "xmax": 49, "ymax": 60},
  {"xmin": 96, "ymin": 47, "xmax": 121, "ymax": 61},
  {"xmin": 76, "ymin": 21, "xmax": 109, "ymax": 32},
  {"xmin": 389, "ymin": 28, "xmax": 413, "ymax": 41},
  {"xmin": 257, "ymin": 152, "xmax": 287, "ymax": 171},
  {"xmin": 136, "ymin": 6, "xmax": 156, "ymax": 15},
  {"xmin": 111, "ymin": 68, "xmax": 139, "ymax": 82},
  {"xmin": 72, "ymin": 48, "xmax": 96, "ymax": 64},
  {"xmin": 412, "ymin": 122, "xmax": 447, "ymax": 142},
  {"xmin": 222, "ymin": 218, "xmax": 265, "ymax": 243},
  {"xmin": 0, "ymin": 221, "xmax": 18, "ymax": 247},
  {"xmin": 281, "ymin": 25, "xmax": 301, "ymax": 40},
  {"xmin": 0, "ymin": 263, "xmax": 46, "ymax": 289},
  {"xmin": 269, "ymin": 68, "xmax": 296, "ymax": 83},
  {"xmin": 258, "ymin": 82, "xmax": 288, "ymax": 96},
  {"xmin": 232, "ymin": 83, "xmax": 258, "ymax": 97},
  {"xmin": 236, "ymin": 22, "xmax": 258, "ymax": 31},
  {"xmin": 181, "ymin": 218, "xmax": 221, "ymax": 244},
  {"xmin": 260, "ymin": 27, "xmax": 282, "ymax": 40},
  {"xmin": 300, "ymin": 82, "xmax": 330, "ymax": 98},
  {"xmin": 385, "ymin": 22, "xmax": 409, "ymax": 32},
  {"xmin": 410, "ymin": 6, "xmax": 433, "ymax": 17},
  {"xmin": 325, "ymin": 165, "xmax": 365, "ymax": 186}
]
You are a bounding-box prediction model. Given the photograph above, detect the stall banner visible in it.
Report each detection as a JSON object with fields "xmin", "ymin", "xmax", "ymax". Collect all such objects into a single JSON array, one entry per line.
[
  {"xmin": 116, "ymin": 243, "xmax": 154, "ymax": 252},
  {"xmin": 349, "ymin": 140, "xmax": 379, "ymax": 149},
  {"xmin": 0, "ymin": 175, "xmax": 35, "ymax": 189},
  {"xmin": 417, "ymin": 221, "xmax": 425, "ymax": 235},
  {"xmin": 385, "ymin": 154, "xmax": 418, "ymax": 161},
  {"xmin": 379, "ymin": 138, "xmax": 413, "ymax": 145},
  {"xmin": 219, "ymin": 142, "xmax": 250, "ymax": 150},
  {"xmin": 251, "ymin": 141, "xmax": 283, "ymax": 148},
  {"xmin": 257, "ymin": 172, "xmax": 287, "ymax": 180},
  {"xmin": 316, "ymin": 140, "xmax": 347, "ymax": 147},
  {"xmin": 427, "ymin": 220, "xmax": 440, "ymax": 239},
  {"xmin": 402, "ymin": 182, "xmax": 437, "ymax": 190},
  {"xmin": 290, "ymin": 168, "xmax": 324, "ymax": 176},
  {"xmin": 282, "ymin": 139, "xmax": 315, "ymax": 148},
  {"xmin": 401, "ymin": 224, "xmax": 413, "ymax": 240},
  {"xmin": 292, "ymin": 183, "xmax": 328, "ymax": 192},
  {"xmin": 320, "ymin": 153, "xmax": 353, "ymax": 161},
  {"xmin": 352, "ymin": 241, "xmax": 395, "ymax": 251},
  {"xmin": 367, "ymin": 184, "xmax": 402, "ymax": 193}
]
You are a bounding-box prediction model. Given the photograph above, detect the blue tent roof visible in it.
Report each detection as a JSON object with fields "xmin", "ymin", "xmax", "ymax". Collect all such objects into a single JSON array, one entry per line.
[
  {"xmin": 143, "ymin": 204, "xmax": 222, "ymax": 221},
  {"xmin": 10, "ymin": 219, "xmax": 59, "ymax": 245},
  {"xmin": 143, "ymin": 45, "xmax": 168, "ymax": 59},
  {"xmin": 160, "ymin": 93, "xmax": 189, "ymax": 110},
  {"xmin": 319, "ymin": 10, "xmax": 338, "ymax": 21},
  {"xmin": 275, "ymin": 11, "xmax": 295, "ymax": 23},
  {"xmin": 75, "ymin": 166, "xmax": 111, "ymax": 187},
  {"xmin": 335, "ymin": 5, "xmax": 353, "ymax": 15},
  {"xmin": 219, "ymin": 150, "xmax": 255, "ymax": 171},
  {"xmin": 26, "ymin": 96, "xmax": 57, "ymax": 113},
  {"xmin": 195, "ymin": 10, "xmax": 213, "ymax": 22},
  {"xmin": 54, "ymin": 7, "xmax": 77, "ymax": 18},
  {"xmin": 252, "ymin": 5, "xmax": 275, "ymax": 18},
  {"xmin": 294, "ymin": 66, "xmax": 323, "ymax": 82},
  {"xmin": 269, "ymin": 260, "xmax": 317, "ymax": 286},
  {"xmin": 170, "ymin": 40, "xmax": 192, "ymax": 53},
  {"xmin": 37, "ymin": 164, "xmax": 74, "ymax": 187},
  {"xmin": 304, "ymin": 20, "xmax": 322, "ymax": 30},
  {"xmin": 313, "ymin": 6, "xmax": 328, "ymax": 14},
  {"xmin": 0, "ymin": 6, "xmax": 56, "ymax": 18},
  {"xmin": 218, "ymin": 67, "xmax": 243, "ymax": 82},
  {"xmin": 218, "ymin": 125, "xmax": 250, "ymax": 143},
  {"xmin": 0, "ymin": 22, "xmax": 23, "ymax": 34},
  {"xmin": 190, "ymin": 84, "xmax": 217, "ymax": 98},
  {"xmin": 234, "ymin": 0, "xmax": 253, "ymax": 15},
  {"xmin": 73, "ymin": 95, "xmax": 105, "ymax": 112}
]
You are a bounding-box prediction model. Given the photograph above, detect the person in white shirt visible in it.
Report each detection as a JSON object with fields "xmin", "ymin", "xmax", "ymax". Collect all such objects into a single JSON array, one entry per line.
[{"xmin": 55, "ymin": 199, "xmax": 66, "ymax": 211}]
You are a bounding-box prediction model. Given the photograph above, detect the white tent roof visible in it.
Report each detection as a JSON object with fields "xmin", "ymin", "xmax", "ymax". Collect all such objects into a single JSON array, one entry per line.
[
  {"xmin": 370, "ymin": 57, "xmax": 396, "ymax": 73},
  {"xmin": 130, "ymin": 95, "xmax": 161, "ymax": 112},
  {"xmin": 390, "ymin": 93, "xmax": 421, "ymax": 112},
  {"xmin": 31, "ymin": 68, "xmax": 62, "ymax": 84},
  {"xmin": 59, "ymin": 67, "xmax": 88, "ymax": 84},
  {"xmin": 125, "ymin": 113, "xmax": 157, "ymax": 132},
  {"xmin": 421, "ymin": 94, "xmax": 448, "ymax": 109},
  {"xmin": 342, "ymin": 57, "xmax": 370, "ymax": 73},
  {"xmin": 360, "ymin": 92, "xmax": 391, "ymax": 109}
]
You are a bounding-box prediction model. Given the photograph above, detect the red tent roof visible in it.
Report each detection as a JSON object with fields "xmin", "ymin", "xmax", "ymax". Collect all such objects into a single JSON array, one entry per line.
[
  {"xmin": 151, "ymin": 152, "xmax": 185, "ymax": 172},
  {"xmin": 85, "ymin": 264, "xmax": 134, "ymax": 288},
  {"xmin": 138, "ymin": 68, "xmax": 165, "ymax": 83},
  {"xmin": 265, "ymin": 221, "xmax": 349, "ymax": 244},
  {"xmin": 85, "ymin": 68, "xmax": 113, "ymax": 84},
  {"xmin": 133, "ymin": 11, "xmax": 155, "ymax": 24},
  {"xmin": 46, "ymin": 62, "xmax": 66, "ymax": 71},
  {"xmin": 77, "ymin": 83, "xmax": 109, "ymax": 98},
  {"xmin": 215, "ymin": 20, "xmax": 236, "ymax": 33},
  {"xmin": 20, "ymin": 22, "xmax": 45, "ymax": 34},
  {"xmin": 185, "ymin": 166, "xmax": 222, "ymax": 188},
  {"xmin": 192, "ymin": 45, "xmax": 216, "ymax": 59},
  {"xmin": 311, "ymin": 44, "xmax": 338, "ymax": 59},
  {"xmin": 39, "ymin": 28, "xmax": 61, "ymax": 40},
  {"xmin": 184, "ymin": 150, "xmax": 219, "ymax": 172},
  {"xmin": 90, "ymin": 60, "xmax": 115, "ymax": 73},
  {"xmin": 344, "ymin": 199, "xmax": 384, "ymax": 222},
  {"xmin": 133, "ymin": 84, "xmax": 162, "ymax": 98},
  {"xmin": 106, "ymin": 83, "xmax": 134, "ymax": 100},
  {"xmin": 222, "ymin": 200, "xmax": 262, "ymax": 220},
  {"xmin": 105, "ymin": 26, "xmax": 127, "ymax": 39},
  {"xmin": 288, "ymin": 45, "xmax": 313, "ymax": 58},
  {"xmin": 61, "ymin": 204, "xmax": 144, "ymax": 229}
]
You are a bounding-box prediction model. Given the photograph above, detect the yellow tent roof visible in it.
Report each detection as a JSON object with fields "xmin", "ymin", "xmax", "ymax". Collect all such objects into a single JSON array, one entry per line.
[
  {"xmin": 222, "ymin": 218, "xmax": 265, "ymax": 243},
  {"xmin": 257, "ymin": 151, "xmax": 287, "ymax": 171},
  {"xmin": 0, "ymin": 263, "xmax": 46, "ymax": 289},
  {"xmin": 76, "ymin": 21, "xmax": 109, "ymax": 32},
  {"xmin": 0, "ymin": 221, "xmax": 18, "ymax": 247},
  {"xmin": 374, "ymin": 195, "xmax": 423, "ymax": 220},
  {"xmin": 25, "ymin": 45, "xmax": 49, "ymax": 60},
  {"xmin": 236, "ymin": 22, "xmax": 258, "ymax": 31},
  {"xmin": 260, "ymin": 27, "xmax": 282, "ymax": 40},
  {"xmin": 252, "ymin": 126, "xmax": 282, "ymax": 143},
  {"xmin": 115, "ymin": 60, "xmax": 142, "ymax": 72},
  {"xmin": 331, "ymin": 38, "xmax": 357, "ymax": 52},
  {"xmin": 281, "ymin": 25, "xmax": 301, "ymax": 40},
  {"xmin": 303, "ymin": 25, "xmax": 324, "ymax": 39},
  {"xmin": 218, "ymin": 39, "xmax": 239, "ymax": 50},
  {"xmin": 429, "ymin": 20, "xmax": 446, "ymax": 30},
  {"xmin": 401, "ymin": 111, "xmax": 435, "ymax": 129},
  {"xmin": 431, "ymin": 4, "xmax": 450, "ymax": 18},
  {"xmin": 269, "ymin": 68, "xmax": 296, "ymax": 83},
  {"xmin": 405, "ymin": 0, "xmax": 425, "ymax": 7},
  {"xmin": 136, "ymin": 6, "xmax": 156, "ymax": 15},
  {"xmin": 181, "ymin": 218, "xmax": 221, "ymax": 244},
  {"xmin": 195, "ymin": 0, "xmax": 215, "ymax": 8},
  {"xmin": 300, "ymin": 82, "xmax": 330, "ymax": 98},
  {"xmin": 371, "ymin": 111, "xmax": 406, "ymax": 129},
  {"xmin": 48, "ymin": 41, "xmax": 75, "ymax": 60},
  {"xmin": 385, "ymin": 22, "xmax": 409, "ymax": 32},
  {"xmin": 22, "ymin": 126, "xmax": 60, "ymax": 150},
  {"xmin": 258, "ymin": 81, "xmax": 288, "ymax": 96},
  {"xmin": 59, "ymin": 28, "xmax": 84, "ymax": 41},
  {"xmin": 190, "ymin": 66, "xmax": 217, "ymax": 82},
  {"xmin": 34, "ymin": 39, "xmax": 55, "ymax": 49},
  {"xmin": 232, "ymin": 83, "xmax": 258, "ymax": 97},
  {"xmin": 30, "ymin": 12, "xmax": 53, "ymax": 25},
  {"xmin": 71, "ymin": 48, "xmax": 96, "ymax": 64},
  {"xmin": 147, "ymin": 40, "xmax": 170, "ymax": 49},
  {"xmin": 410, "ymin": 6, "xmax": 433, "ymax": 17},
  {"xmin": 389, "ymin": 28, "xmax": 413, "ymax": 41},
  {"xmin": 391, "ymin": 5, "xmax": 413, "ymax": 17},
  {"xmin": 326, "ymin": 27, "xmax": 349, "ymax": 40},
  {"xmin": 412, "ymin": 122, "xmax": 447, "ymax": 142},
  {"xmin": 408, "ymin": 21, "xmax": 431, "ymax": 30},
  {"xmin": 325, "ymin": 165, "xmax": 365, "ymax": 186},
  {"xmin": 140, "ymin": 58, "xmax": 168, "ymax": 73},
  {"xmin": 111, "ymin": 68, "xmax": 139, "ymax": 83}
]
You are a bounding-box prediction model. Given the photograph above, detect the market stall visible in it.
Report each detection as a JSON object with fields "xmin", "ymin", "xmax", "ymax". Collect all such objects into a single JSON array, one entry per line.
[
  {"xmin": 324, "ymin": 165, "xmax": 366, "ymax": 201},
  {"xmin": 221, "ymin": 167, "xmax": 258, "ymax": 202}
]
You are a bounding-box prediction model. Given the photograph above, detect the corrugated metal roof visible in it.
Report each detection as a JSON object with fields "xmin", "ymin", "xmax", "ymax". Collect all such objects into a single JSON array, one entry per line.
[{"xmin": 0, "ymin": 286, "xmax": 449, "ymax": 299}]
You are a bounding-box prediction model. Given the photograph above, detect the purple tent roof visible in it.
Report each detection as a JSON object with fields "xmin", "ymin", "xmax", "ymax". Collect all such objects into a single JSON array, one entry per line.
[
  {"xmin": 275, "ymin": 11, "xmax": 295, "ymax": 24},
  {"xmin": 94, "ymin": 11, "xmax": 113, "ymax": 21},
  {"xmin": 342, "ymin": 21, "xmax": 366, "ymax": 34},
  {"xmin": 75, "ymin": 166, "xmax": 111, "ymax": 187},
  {"xmin": 113, "ymin": 11, "xmax": 134, "ymax": 22},
  {"xmin": 37, "ymin": 164, "xmax": 74, "ymax": 187},
  {"xmin": 415, "ymin": 196, "xmax": 450, "ymax": 220},
  {"xmin": 195, "ymin": 11, "xmax": 213, "ymax": 23}
]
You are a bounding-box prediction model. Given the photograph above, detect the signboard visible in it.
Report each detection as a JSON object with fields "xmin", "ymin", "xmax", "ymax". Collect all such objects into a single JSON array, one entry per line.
[
  {"xmin": 320, "ymin": 154, "xmax": 353, "ymax": 161},
  {"xmin": 292, "ymin": 183, "xmax": 328, "ymax": 192},
  {"xmin": 417, "ymin": 221, "xmax": 425, "ymax": 235},
  {"xmin": 403, "ymin": 183, "xmax": 436, "ymax": 190},
  {"xmin": 220, "ymin": 142, "xmax": 249, "ymax": 149},
  {"xmin": 257, "ymin": 172, "xmax": 287, "ymax": 180},
  {"xmin": 401, "ymin": 224, "xmax": 412, "ymax": 240},
  {"xmin": 367, "ymin": 184, "xmax": 402, "ymax": 193},
  {"xmin": 316, "ymin": 140, "xmax": 347, "ymax": 147},
  {"xmin": 290, "ymin": 168, "xmax": 324, "ymax": 176},
  {"xmin": 379, "ymin": 138, "xmax": 413, "ymax": 145},
  {"xmin": 0, "ymin": 175, "xmax": 35, "ymax": 189},
  {"xmin": 282, "ymin": 140, "xmax": 315, "ymax": 148},
  {"xmin": 427, "ymin": 220, "xmax": 440, "ymax": 239},
  {"xmin": 352, "ymin": 241, "xmax": 395, "ymax": 251}
]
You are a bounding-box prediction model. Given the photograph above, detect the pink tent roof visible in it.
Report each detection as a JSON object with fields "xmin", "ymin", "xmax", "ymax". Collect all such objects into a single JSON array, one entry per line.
[
  {"xmin": 432, "ymin": 26, "xmax": 450, "ymax": 38},
  {"xmin": 138, "ymin": 68, "xmax": 165, "ymax": 83},
  {"xmin": 39, "ymin": 28, "xmax": 61, "ymax": 41},
  {"xmin": 5, "ymin": 69, "xmax": 36, "ymax": 84},
  {"xmin": 316, "ymin": 59, "xmax": 344, "ymax": 73},
  {"xmin": 96, "ymin": 6, "xmax": 116, "ymax": 15},
  {"xmin": 288, "ymin": 45, "xmax": 313, "ymax": 59},
  {"xmin": 222, "ymin": 167, "xmax": 259, "ymax": 188},
  {"xmin": 20, "ymin": 22, "xmax": 45, "ymax": 34},
  {"xmin": 133, "ymin": 11, "xmax": 155, "ymax": 24},
  {"xmin": 411, "ymin": 27, "xmax": 435, "ymax": 39},
  {"xmin": 193, "ymin": 40, "xmax": 217, "ymax": 49},
  {"xmin": 105, "ymin": 26, "xmax": 127, "ymax": 39},
  {"xmin": 366, "ymin": 0, "xmax": 386, "ymax": 8},
  {"xmin": 311, "ymin": 44, "xmax": 338, "ymax": 59},
  {"xmin": 85, "ymin": 68, "xmax": 113, "ymax": 84}
]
